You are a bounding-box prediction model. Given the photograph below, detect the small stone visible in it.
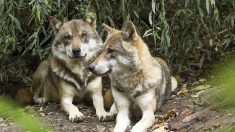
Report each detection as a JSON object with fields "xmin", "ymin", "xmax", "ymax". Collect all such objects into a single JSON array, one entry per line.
[
  {"xmin": 39, "ymin": 113, "xmax": 45, "ymax": 117},
  {"xmin": 39, "ymin": 107, "xmax": 43, "ymax": 112},
  {"xmin": 199, "ymin": 79, "xmax": 206, "ymax": 83}
]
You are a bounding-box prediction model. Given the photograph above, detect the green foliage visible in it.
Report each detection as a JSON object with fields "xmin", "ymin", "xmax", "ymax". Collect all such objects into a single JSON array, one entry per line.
[
  {"xmin": 0, "ymin": 96, "xmax": 51, "ymax": 131},
  {"xmin": 209, "ymin": 54, "xmax": 235, "ymax": 108},
  {"xmin": 0, "ymin": 0, "xmax": 235, "ymax": 84},
  {"xmin": 147, "ymin": 0, "xmax": 235, "ymax": 77}
]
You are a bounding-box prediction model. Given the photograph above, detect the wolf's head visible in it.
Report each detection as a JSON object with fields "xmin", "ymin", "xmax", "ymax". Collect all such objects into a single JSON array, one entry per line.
[
  {"xmin": 49, "ymin": 16, "xmax": 103, "ymax": 62},
  {"xmin": 89, "ymin": 21, "xmax": 146, "ymax": 76}
]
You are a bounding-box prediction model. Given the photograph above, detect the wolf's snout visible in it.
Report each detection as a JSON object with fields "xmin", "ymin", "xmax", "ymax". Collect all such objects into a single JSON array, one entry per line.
[
  {"xmin": 72, "ymin": 48, "xmax": 81, "ymax": 55},
  {"xmin": 88, "ymin": 64, "xmax": 95, "ymax": 71}
]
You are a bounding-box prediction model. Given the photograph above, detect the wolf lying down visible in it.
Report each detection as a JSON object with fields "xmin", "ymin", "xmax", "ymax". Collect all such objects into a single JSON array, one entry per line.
[
  {"xmin": 89, "ymin": 21, "xmax": 177, "ymax": 132},
  {"xmin": 30, "ymin": 16, "xmax": 113, "ymax": 122}
]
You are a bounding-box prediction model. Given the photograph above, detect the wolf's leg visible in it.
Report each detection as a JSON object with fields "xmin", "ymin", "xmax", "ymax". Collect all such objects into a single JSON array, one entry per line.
[
  {"xmin": 31, "ymin": 60, "xmax": 49, "ymax": 104},
  {"xmin": 60, "ymin": 82, "xmax": 83, "ymax": 122},
  {"xmin": 87, "ymin": 77, "xmax": 113, "ymax": 121},
  {"xmin": 32, "ymin": 78, "xmax": 46, "ymax": 104},
  {"xmin": 131, "ymin": 90, "xmax": 156, "ymax": 132},
  {"xmin": 112, "ymin": 88, "xmax": 131, "ymax": 132},
  {"xmin": 110, "ymin": 103, "xmax": 117, "ymax": 115},
  {"xmin": 61, "ymin": 96, "xmax": 84, "ymax": 122}
]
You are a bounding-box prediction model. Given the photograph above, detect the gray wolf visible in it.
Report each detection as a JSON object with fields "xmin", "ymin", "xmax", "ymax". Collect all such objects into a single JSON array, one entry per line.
[
  {"xmin": 30, "ymin": 16, "xmax": 112, "ymax": 122},
  {"xmin": 89, "ymin": 21, "xmax": 177, "ymax": 132}
]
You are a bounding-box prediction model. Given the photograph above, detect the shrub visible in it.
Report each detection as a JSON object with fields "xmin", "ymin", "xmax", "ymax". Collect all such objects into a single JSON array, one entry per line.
[{"xmin": 0, "ymin": 0, "xmax": 234, "ymax": 84}]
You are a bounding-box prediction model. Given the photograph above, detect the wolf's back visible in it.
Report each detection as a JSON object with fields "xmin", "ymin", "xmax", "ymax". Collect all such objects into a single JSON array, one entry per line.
[{"xmin": 154, "ymin": 57, "xmax": 172, "ymax": 109}]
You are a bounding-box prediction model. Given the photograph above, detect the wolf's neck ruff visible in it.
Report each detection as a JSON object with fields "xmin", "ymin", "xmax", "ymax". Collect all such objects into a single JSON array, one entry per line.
[{"xmin": 50, "ymin": 57, "xmax": 86, "ymax": 89}]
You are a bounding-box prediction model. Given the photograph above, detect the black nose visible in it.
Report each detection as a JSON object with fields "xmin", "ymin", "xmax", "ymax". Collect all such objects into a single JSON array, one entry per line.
[
  {"xmin": 72, "ymin": 48, "xmax": 81, "ymax": 55},
  {"xmin": 88, "ymin": 64, "xmax": 95, "ymax": 71}
]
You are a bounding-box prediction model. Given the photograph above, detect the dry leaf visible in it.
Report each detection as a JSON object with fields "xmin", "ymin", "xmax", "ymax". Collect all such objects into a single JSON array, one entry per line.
[
  {"xmin": 158, "ymin": 109, "xmax": 177, "ymax": 123},
  {"xmin": 177, "ymin": 84, "xmax": 188, "ymax": 95},
  {"xmin": 152, "ymin": 125, "xmax": 168, "ymax": 132}
]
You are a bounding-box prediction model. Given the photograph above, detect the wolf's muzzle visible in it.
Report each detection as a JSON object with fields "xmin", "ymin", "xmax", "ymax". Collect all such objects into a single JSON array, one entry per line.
[{"xmin": 72, "ymin": 48, "xmax": 81, "ymax": 56}]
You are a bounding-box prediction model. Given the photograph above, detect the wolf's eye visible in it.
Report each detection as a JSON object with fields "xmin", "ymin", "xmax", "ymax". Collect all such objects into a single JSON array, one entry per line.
[
  {"xmin": 81, "ymin": 32, "xmax": 87, "ymax": 39},
  {"xmin": 64, "ymin": 34, "xmax": 72, "ymax": 40},
  {"xmin": 107, "ymin": 48, "xmax": 115, "ymax": 54}
]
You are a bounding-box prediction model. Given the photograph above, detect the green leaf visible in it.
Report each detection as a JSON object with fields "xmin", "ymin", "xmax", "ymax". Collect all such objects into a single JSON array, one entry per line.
[
  {"xmin": 9, "ymin": 14, "xmax": 23, "ymax": 32},
  {"xmin": 206, "ymin": 0, "xmax": 210, "ymax": 14},
  {"xmin": 152, "ymin": 0, "xmax": 156, "ymax": 14},
  {"xmin": 149, "ymin": 12, "xmax": 153, "ymax": 25}
]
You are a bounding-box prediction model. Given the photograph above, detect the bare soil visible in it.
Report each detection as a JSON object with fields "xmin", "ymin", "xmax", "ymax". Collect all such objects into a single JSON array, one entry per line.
[{"xmin": 1, "ymin": 83, "xmax": 235, "ymax": 132}]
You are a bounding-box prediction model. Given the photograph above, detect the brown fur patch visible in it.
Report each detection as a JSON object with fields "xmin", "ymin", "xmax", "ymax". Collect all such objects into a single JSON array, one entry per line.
[
  {"xmin": 93, "ymin": 53, "xmax": 107, "ymax": 65},
  {"xmin": 134, "ymin": 35, "xmax": 145, "ymax": 58},
  {"xmin": 71, "ymin": 38, "xmax": 82, "ymax": 48},
  {"xmin": 15, "ymin": 87, "xmax": 33, "ymax": 105},
  {"xmin": 103, "ymin": 89, "xmax": 113, "ymax": 111}
]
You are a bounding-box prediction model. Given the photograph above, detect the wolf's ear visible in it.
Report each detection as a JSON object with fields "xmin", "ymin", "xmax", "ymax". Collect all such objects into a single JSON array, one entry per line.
[
  {"xmin": 103, "ymin": 23, "xmax": 118, "ymax": 35},
  {"xmin": 85, "ymin": 13, "xmax": 96, "ymax": 29},
  {"xmin": 122, "ymin": 21, "xmax": 137, "ymax": 41},
  {"xmin": 49, "ymin": 16, "xmax": 63, "ymax": 33}
]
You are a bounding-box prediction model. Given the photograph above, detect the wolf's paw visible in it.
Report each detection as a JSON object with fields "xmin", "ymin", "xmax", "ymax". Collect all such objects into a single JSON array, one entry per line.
[
  {"xmin": 131, "ymin": 127, "xmax": 143, "ymax": 132},
  {"xmin": 97, "ymin": 112, "xmax": 115, "ymax": 122},
  {"xmin": 131, "ymin": 124, "xmax": 146, "ymax": 132},
  {"xmin": 68, "ymin": 110, "xmax": 84, "ymax": 122},
  {"xmin": 34, "ymin": 97, "xmax": 46, "ymax": 104}
]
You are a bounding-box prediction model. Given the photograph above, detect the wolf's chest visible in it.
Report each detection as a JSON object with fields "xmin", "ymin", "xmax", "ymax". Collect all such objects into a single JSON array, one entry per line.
[
  {"xmin": 111, "ymin": 73, "xmax": 145, "ymax": 98},
  {"xmin": 53, "ymin": 63, "xmax": 91, "ymax": 90},
  {"xmin": 111, "ymin": 72, "xmax": 159, "ymax": 99},
  {"xmin": 71, "ymin": 68, "xmax": 92, "ymax": 88}
]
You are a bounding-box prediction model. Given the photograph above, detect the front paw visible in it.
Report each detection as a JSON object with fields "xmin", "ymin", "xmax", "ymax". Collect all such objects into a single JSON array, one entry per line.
[
  {"xmin": 69, "ymin": 110, "xmax": 84, "ymax": 122},
  {"xmin": 34, "ymin": 97, "xmax": 47, "ymax": 104},
  {"xmin": 131, "ymin": 126, "xmax": 144, "ymax": 132},
  {"xmin": 97, "ymin": 112, "xmax": 115, "ymax": 122}
]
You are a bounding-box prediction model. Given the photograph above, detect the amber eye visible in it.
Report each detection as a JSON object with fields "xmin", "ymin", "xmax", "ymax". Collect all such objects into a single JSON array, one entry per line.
[
  {"xmin": 64, "ymin": 34, "xmax": 72, "ymax": 40},
  {"xmin": 81, "ymin": 32, "xmax": 87, "ymax": 38}
]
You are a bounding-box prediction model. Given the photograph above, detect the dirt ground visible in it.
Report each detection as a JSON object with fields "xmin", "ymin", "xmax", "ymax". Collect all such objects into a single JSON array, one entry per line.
[{"xmin": 1, "ymin": 82, "xmax": 235, "ymax": 132}]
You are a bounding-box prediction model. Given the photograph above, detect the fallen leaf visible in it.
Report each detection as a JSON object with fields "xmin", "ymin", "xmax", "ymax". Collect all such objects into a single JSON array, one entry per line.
[
  {"xmin": 152, "ymin": 125, "xmax": 168, "ymax": 132},
  {"xmin": 177, "ymin": 84, "xmax": 188, "ymax": 95},
  {"xmin": 150, "ymin": 122, "xmax": 169, "ymax": 132},
  {"xmin": 158, "ymin": 109, "xmax": 177, "ymax": 123}
]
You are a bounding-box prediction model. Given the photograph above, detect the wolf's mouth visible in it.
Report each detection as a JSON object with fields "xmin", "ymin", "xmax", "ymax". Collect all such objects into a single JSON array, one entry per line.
[
  {"xmin": 69, "ymin": 53, "xmax": 87, "ymax": 59},
  {"xmin": 93, "ymin": 69, "xmax": 112, "ymax": 76}
]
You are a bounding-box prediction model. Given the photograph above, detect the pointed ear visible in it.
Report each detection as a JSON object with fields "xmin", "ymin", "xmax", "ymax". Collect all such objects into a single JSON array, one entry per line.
[
  {"xmin": 122, "ymin": 21, "xmax": 137, "ymax": 40},
  {"xmin": 103, "ymin": 23, "xmax": 113, "ymax": 34},
  {"xmin": 102, "ymin": 23, "xmax": 119, "ymax": 35},
  {"xmin": 49, "ymin": 16, "xmax": 63, "ymax": 33},
  {"xmin": 85, "ymin": 13, "xmax": 97, "ymax": 29}
]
